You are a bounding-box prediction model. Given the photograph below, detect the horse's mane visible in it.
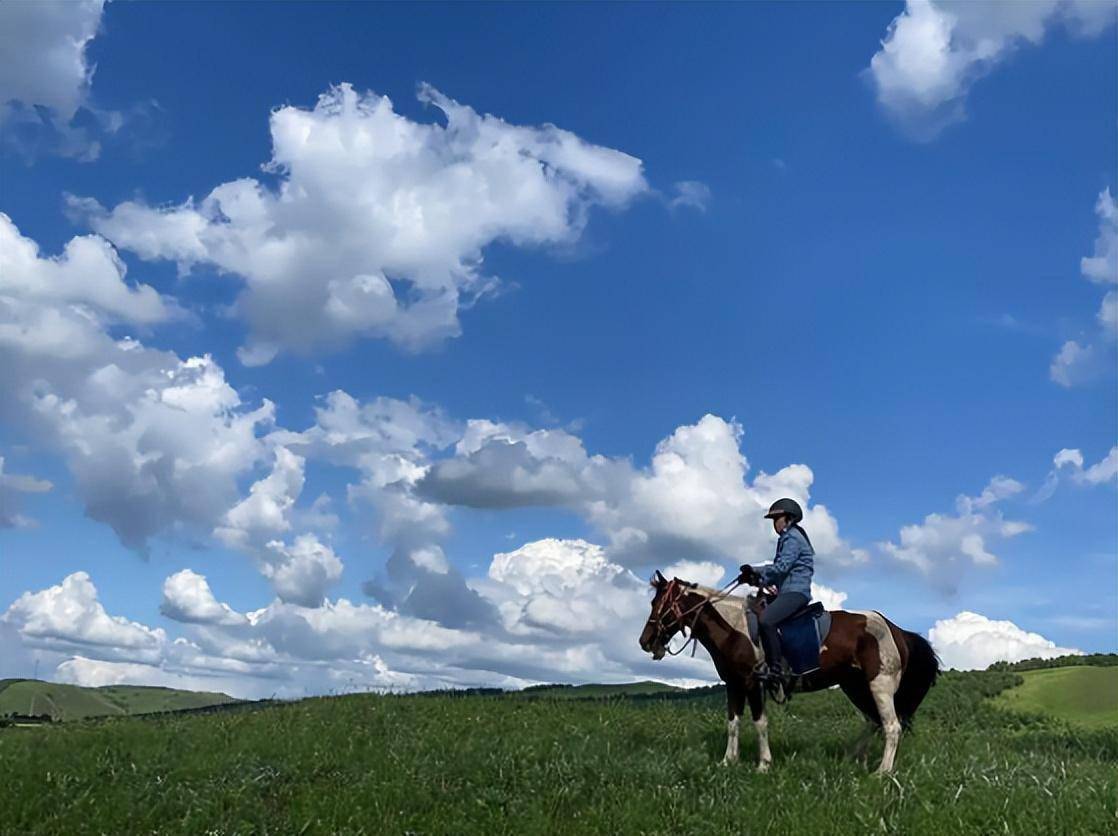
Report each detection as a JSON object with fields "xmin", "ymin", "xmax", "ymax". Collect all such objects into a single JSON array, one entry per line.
[{"xmin": 680, "ymin": 581, "xmax": 750, "ymax": 603}]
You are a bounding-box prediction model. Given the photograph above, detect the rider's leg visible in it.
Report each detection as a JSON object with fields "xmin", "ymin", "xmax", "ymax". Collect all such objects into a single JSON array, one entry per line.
[{"xmin": 758, "ymin": 592, "xmax": 809, "ymax": 674}]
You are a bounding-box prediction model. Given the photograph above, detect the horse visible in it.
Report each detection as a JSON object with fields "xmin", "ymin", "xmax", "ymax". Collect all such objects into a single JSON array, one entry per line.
[{"xmin": 637, "ymin": 571, "xmax": 940, "ymax": 774}]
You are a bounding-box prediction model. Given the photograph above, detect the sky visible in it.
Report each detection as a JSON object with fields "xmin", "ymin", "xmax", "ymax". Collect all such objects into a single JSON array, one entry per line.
[{"xmin": 0, "ymin": 1, "xmax": 1115, "ymax": 699}]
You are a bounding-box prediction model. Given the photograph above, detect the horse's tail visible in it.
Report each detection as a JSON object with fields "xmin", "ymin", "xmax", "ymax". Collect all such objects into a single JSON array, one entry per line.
[{"xmin": 895, "ymin": 630, "xmax": 940, "ymax": 729}]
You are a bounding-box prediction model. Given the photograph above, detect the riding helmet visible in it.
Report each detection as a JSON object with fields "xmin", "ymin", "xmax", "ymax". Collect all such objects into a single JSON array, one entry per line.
[{"xmin": 764, "ymin": 497, "xmax": 803, "ymax": 523}]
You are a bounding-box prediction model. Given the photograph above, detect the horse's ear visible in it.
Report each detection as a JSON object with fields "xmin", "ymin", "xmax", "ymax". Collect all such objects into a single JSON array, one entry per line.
[{"xmin": 650, "ymin": 570, "xmax": 667, "ymax": 588}]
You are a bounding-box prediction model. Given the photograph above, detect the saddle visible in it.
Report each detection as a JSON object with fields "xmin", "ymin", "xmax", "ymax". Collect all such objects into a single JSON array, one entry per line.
[{"xmin": 745, "ymin": 596, "xmax": 832, "ymax": 676}]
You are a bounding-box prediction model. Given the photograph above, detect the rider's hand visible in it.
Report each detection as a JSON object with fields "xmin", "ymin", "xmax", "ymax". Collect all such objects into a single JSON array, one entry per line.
[{"xmin": 737, "ymin": 564, "xmax": 759, "ymax": 585}]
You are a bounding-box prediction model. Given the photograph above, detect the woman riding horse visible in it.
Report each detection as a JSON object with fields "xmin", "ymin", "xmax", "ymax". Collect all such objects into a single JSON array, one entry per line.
[
  {"xmin": 638, "ymin": 499, "xmax": 941, "ymax": 773},
  {"xmin": 739, "ymin": 497, "xmax": 815, "ymax": 697}
]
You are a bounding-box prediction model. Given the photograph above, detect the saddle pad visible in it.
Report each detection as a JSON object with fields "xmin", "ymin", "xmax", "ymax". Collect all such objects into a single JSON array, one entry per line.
[{"xmin": 745, "ymin": 603, "xmax": 833, "ymax": 676}]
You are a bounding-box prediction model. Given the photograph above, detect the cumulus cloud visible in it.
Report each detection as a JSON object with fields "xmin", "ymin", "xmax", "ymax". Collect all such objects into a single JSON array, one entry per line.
[
  {"xmin": 880, "ymin": 475, "xmax": 1031, "ymax": 588},
  {"xmin": 259, "ymin": 535, "xmax": 344, "ymax": 608},
  {"xmin": 2, "ymin": 572, "xmax": 166, "ymax": 664},
  {"xmin": 928, "ymin": 610, "xmax": 1082, "ymax": 670},
  {"xmin": 867, "ymin": 0, "xmax": 1116, "ymax": 139},
  {"xmin": 73, "ymin": 82, "xmax": 649, "ymax": 364},
  {"xmin": 161, "ymin": 570, "xmax": 247, "ymax": 627},
  {"xmin": 0, "ymin": 0, "xmax": 132, "ymax": 160},
  {"xmin": 0, "ymin": 214, "xmax": 273, "ymax": 552},
  {"xmin": 0, "ymin": 455, "xmax": 52, "ymax": 528},
  {"xmin": 0, "ymin": 0, "xmax": 104, "ymax": 122},
  {"xmin": 421, "ymin": 413, "xmax": 866, "ymax": 573},
  {"xmin": 6, "ymin": 527, "xmax": 856, "ymax": 698},
  {"xmin": 212, "ymin": 448, "xmax": 344, "ymax": 606},
  {"xmin": 1051, "ymin": 189, "xmax": 1118, "ymax": 386}
]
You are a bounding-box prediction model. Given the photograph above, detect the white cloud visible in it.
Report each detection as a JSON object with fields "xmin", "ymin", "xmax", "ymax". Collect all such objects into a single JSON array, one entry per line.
[
  {"xmin": 880, "ymin": 475, "xmax": 1031, "ymax": 586},
  {"xmin": 929, "ymin": 610, "xmax": 1082, "ymax": 670},
  {"xmin": 811, "ymin": 582, "xmax": 848, "ymax": 611},
  {"xmin": 0, "ymin": 0, "xmax": 126, "ymax": 161},
  {"xmin": 74, "ymin": 83, "xmax": 649, "ymax": 364},
  {"xmin": 30, "ymin": 354, "xmax": 274, "ymax": 552},
  {"xmin": 867, "ymin": 0, "xmax": 1116, "ymax": 139},
  {"xmin": 1051, "ymin": 189, "xmax": 1118, "ymax": 385},
  {"xmin": 421, "ymin": 413, "xmax": 866, "ymax": 573},
  {"xmin": 0, "ymin": 215, "xmax": 274, "ymax": 553},
  {"xmin": 0, "ymin": 454, "xmax": 52, "ymax": 528},
  {"xmin": 260, "ymin": 535, "xmax": 344, "ymax": 608},
  {"xmin": 161, "ymin": 570, "xmax": 247, "ymax": 627},
  {"xmin": 1053, "ymin": 445, "xmax": 1118, "ymax": 486},
  {"xmin": 668, "ymin": 180, "xmax": 712, "ymax": 212},
  {"xmin": 4, "ymin": 530, "xmax": 855, "ymax": 698},
  {"xmin": 0, "ymin": 0, "xmax": 103, "ymax": 121},
  {"xmin": 1081, "ymin": 188, "xmax": 1118, "ymax": 287},
  {"xmin": 2, "ymin": 572, "xmax": 166, "ymax": 663},
  {"xmin": 662, "ymin": 560, "xmax": 727, "ymax": 588},
  {"xmin": 215, "ymin": 447, "xmax": 305, "ymax": 549},
  {"xmin": 1049, "ymin": 339, "xmax": 1097, "ymax": 387}
]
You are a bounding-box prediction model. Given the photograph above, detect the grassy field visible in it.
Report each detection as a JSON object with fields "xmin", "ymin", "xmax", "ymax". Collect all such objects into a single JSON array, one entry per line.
[
  {"xmin": 0, "ymin": 668, "xmax": 1114, "ymax": 835},
  {"xmin": 995, "ymin": 666, "xmax": 1118, "ymax": 730},
  {"xmin": 0, "ymin": 679, "xmax": 238, "ymax": 721}
]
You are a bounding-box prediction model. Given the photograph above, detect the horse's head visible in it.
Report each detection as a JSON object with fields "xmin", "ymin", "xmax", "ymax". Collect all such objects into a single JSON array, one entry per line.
[{"xmin": 639, "ymin": 570, "xmax": 694, "ymax": 660}]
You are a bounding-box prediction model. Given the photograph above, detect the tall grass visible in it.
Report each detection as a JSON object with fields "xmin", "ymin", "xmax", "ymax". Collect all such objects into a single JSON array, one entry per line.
[{"xmin": 1, "ymin": 669, "xmax": 1114, "ymax": 834}]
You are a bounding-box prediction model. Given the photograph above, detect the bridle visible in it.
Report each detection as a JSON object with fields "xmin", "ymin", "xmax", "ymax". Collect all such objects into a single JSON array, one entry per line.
[{"xmin": 646, "ymin": 576, "xmax": 743, "ymax": 657}]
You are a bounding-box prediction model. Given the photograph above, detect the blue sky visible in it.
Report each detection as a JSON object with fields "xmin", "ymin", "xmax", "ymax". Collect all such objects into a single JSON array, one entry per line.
[{"xmin": 1, "ymin": 1, "xmax": 1115, "ymax": 697}]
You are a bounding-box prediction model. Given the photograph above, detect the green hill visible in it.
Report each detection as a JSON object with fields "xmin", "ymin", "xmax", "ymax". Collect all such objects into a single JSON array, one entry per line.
[
  {"xmin": 518, "ymin": 680, "xmax": 684, "ymax": 699},
  {"xmin": 994, "ymin": 665, "xmax": 1118, "ymax": 729},
  {"xmin": 0, "ymin": 679, "xmax": 238, "ymax": 721},
  {"xmin": 1, "ymin": 669, "xmax": 1115, "ymax": 834}
]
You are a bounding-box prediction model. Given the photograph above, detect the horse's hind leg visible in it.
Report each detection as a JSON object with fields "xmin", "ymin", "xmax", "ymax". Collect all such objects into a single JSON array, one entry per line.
[
  {"xmin": 869, "ymin": 674, "xmax": 902, "ymax": 773},
  {"xmin": 866, "ymin": 630, "xmax": 904, "ymax": 772},
  {"xmin": 848, "ymin": 720, "xmax": 877, "ymax": 762},
  {"xmin": 839, "ymin": 674, "xmax": 881, "ymax": 762},
  {"xmin": 721, "ymin": 681, "xmax": 745, "ymax": 766},
  {"xmin": 747, "ymin": 683, "xmax": 772, "ymax": 772}
]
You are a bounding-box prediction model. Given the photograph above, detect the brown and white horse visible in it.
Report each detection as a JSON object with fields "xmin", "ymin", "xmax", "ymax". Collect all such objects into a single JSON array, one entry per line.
[{"xmin": 638, "ymin": 571, "xmax": 939, "ymax": 774}]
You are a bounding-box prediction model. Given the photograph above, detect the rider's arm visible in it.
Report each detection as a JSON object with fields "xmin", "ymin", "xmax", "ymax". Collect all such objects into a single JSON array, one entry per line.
[{"xmin": 757, "ymin": 534, "xmax": 802, "ymax": 587}]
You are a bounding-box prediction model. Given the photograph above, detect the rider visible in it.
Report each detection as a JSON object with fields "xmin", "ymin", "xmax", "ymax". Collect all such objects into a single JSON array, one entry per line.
[{"xmin": 738, "ymin": 498, "xmax": 815, "ymax": 686}]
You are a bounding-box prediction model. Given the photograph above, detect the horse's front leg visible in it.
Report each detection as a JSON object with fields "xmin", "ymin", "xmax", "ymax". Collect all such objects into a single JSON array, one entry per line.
[
  {"xmin": 720, "ymin": 682, "xmax": 745, "ymax": 766},
  {"xmin": 747, "ymin": 682, "xmax": 772, "ymax": 772}
]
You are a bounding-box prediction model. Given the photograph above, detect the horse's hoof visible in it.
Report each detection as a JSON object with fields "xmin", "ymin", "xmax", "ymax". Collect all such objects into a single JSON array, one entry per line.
[
  {"xmin": 755, "ymin": 761, "xmax": 771, "ymax": 773},
  {"xmin": 720, "ymin": 757, "xmax": 738, "ymax": 767}
]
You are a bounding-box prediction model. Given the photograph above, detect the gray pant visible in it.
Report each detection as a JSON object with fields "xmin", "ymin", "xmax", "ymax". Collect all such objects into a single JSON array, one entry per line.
[{"xmin": 758, "ymin": 592, "xmax": 809, "ymax": 672}]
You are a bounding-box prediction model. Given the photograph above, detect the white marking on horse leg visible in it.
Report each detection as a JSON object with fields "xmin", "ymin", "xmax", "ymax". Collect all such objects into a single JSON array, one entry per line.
[
  {"xmin": 870, "ymin": 673, "xmax": 901, "ymax": 774},
  {"xmin": 863, "ymin": 611, "xmax": 904, "ymax": 774},
  {"xmin": 721, "ymin": 715, "xmax": 741, "ymax": 765},
  {"xmin": 754, "ymin": 711, "xmax": 771, "ymax": 772}
]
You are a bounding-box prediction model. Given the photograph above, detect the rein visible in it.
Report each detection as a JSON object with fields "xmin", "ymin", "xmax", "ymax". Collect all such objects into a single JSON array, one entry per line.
[{"xmin": 649, "ymin": 577, "xmax": 743, "ymax": 657}]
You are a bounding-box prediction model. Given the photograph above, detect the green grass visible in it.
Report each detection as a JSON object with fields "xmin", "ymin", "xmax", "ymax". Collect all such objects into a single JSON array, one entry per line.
[
  {"xmin": 0, "ymin": 679, "xmax": 238, "ymax": 721},
  {"xmin": 995, "ymin": 666, "xmax": 1118, "ymax": 730},
  {"xmin": 1, "ymin": 669, "xmax": 1115, "ymax": 834}
]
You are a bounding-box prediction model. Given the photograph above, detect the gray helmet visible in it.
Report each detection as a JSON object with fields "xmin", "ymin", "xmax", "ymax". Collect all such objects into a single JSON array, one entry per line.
[{"xmin": 764, "ymin": 498, "xmax": 803, "ymax": 523}]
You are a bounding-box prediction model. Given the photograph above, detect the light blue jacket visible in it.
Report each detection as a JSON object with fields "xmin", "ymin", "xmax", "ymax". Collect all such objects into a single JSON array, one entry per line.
[{"xmin": 757, "ymin": 525, "xmax": 814, "ymax": 598}]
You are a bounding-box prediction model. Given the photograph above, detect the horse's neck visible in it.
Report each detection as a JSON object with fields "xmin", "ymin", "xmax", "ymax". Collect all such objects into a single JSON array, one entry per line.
[{"xmin": 690, "ymin": 602, "xmax": 734, "ymax": 664}]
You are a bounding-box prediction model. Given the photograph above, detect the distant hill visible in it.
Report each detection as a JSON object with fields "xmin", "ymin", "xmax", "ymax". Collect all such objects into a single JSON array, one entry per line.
[
  {"xmin": 987, "ymin": 652, "xmax": 1118, "ymax": 672},
  {"xmin": 0, "ymin": 679, "xmax": 239, "ymax": 722},
  {"xmin": 518, "ymin": 680, "xmax": 686, "ymax": 699},
  {"xmin": 995, "ymin": 665, "xmax": 1118, "ymax": 729}
]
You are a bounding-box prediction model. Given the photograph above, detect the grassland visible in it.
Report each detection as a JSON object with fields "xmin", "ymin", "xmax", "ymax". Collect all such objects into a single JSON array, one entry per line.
[
  {"xmin": 0, "ymin": 679, "xmax": 238, "ymax": 721},
  {"xmin": 995, "ymin": 666, "xmax": 1118, "ymax": 730},
  {"xmin": 0, "ymin": 667, "xmax": 1115, "ymax": 835}
]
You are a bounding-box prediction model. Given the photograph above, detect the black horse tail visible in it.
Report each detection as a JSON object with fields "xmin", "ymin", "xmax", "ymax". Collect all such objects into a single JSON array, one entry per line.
[{"xmin": 895, "ymin": 631, "xmax": 940, "ymax": 729}]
